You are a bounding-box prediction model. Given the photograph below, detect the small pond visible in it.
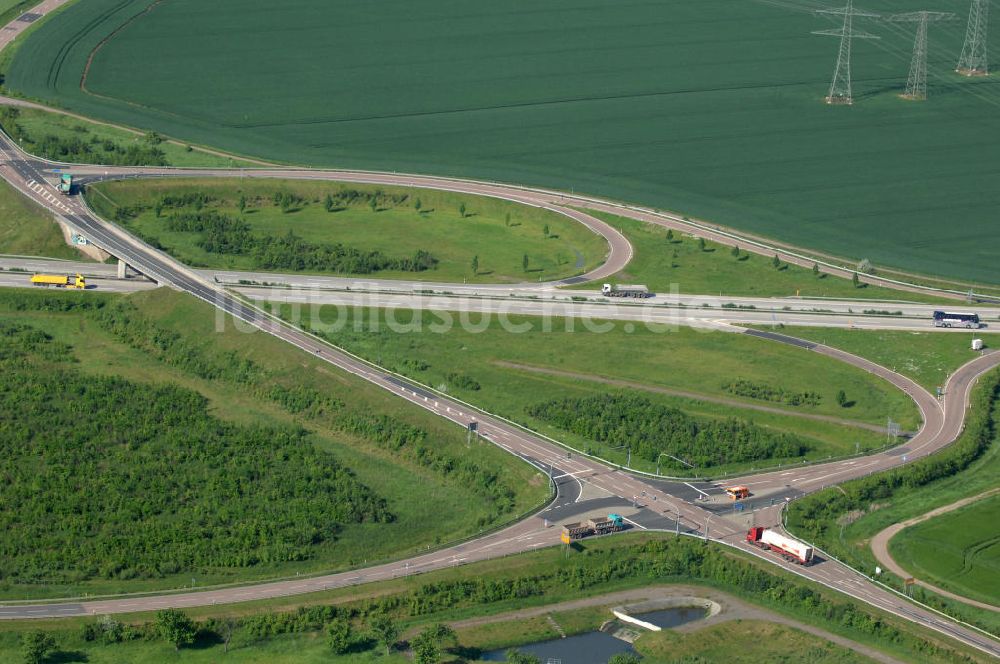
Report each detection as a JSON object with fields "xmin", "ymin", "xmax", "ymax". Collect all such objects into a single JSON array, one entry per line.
[
  {"xmin": 480, "ymin": 630, "xmax": 635, "ymax": 663},
  {"xmin": 635, "ymin": 606, "xmax": 707, "ymax": 629}
]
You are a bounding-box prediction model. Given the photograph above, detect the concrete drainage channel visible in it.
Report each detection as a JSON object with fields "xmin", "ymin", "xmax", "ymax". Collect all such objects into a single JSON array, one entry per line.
[{"xmin": 604, "ymin": 597, "xmax": 719, "ymax": 642}]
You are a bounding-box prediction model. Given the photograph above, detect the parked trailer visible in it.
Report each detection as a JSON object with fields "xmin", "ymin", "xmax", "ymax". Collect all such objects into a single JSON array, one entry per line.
[
  {"xmin": 746, "ymin": 527, "xmax": 813, "ymax": 565},
  {"xmin": 560, "ymin": 514, "xmax": 625, "ymax": 544},
  {"xmin": 30, "ymin": 273, "xmax": 86, "ymax": 289},
  {"xmin": 601, "ymin": 283, "xmax": 652, "ymax": 298}
]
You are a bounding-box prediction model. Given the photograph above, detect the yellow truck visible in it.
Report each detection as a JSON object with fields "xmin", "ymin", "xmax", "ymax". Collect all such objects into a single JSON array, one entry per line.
[{"xmin": 30, "ymin": 273, "xmax": 86, "ymax": 289}]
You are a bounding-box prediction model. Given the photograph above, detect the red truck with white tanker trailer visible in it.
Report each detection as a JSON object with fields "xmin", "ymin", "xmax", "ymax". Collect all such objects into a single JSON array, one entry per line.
[{"xmin": 746, "ymin": 527, "xmax": 813, "ymax": 565}]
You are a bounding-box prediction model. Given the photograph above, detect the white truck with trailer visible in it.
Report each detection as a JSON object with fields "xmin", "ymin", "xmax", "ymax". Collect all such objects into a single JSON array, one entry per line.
[{"xmin": 602, "ymin": 283, "xmax": 652, "ymax": 298}]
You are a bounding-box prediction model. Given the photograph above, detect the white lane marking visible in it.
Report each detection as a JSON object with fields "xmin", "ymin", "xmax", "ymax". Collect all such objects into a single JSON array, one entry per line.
[
  {"xmin": 621, "ymin": 516, "xmax": 647, "ymax": 530},
  {"xmin": 684, "ymin": 482, "xmax": 710, "ymax": 498}
]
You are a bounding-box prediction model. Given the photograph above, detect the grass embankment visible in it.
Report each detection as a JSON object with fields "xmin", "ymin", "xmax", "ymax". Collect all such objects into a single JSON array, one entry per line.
[
  {"xmin": 889, "ymin": 493, "xmax": 1000, "ymax": 607},
  {"xmin": 0, "ymin": 534, "xmax": 989, "ymax": 664},
  {"xmin": 580, "ymin": 212, "xmax": 945, "ymax": 303},
  {"xmin": 86, "ymin": 178, "xmax": 607, "ymax": 282},
  {"xmin": 457, "ymin": 609, "xmax": 874, "ymax": 663},
  {"xmin": 7, "ymin": 0, "xmax": 1000, "ymax": 285},
  {"xmin": 766, "ymin": 326, "xmax": 987, "ymax": 392},
  {"xmin": 0, "ymin": 174, "xmax": 85, "ymax": 259},
  {"xmin": 0, "ymin": 105, "xmax": 257, "ymax": 167},
  {"xmin": 787, "ymin": 369, "xmax": 1000, "ymax": 634},
  {"xmin": 0, "ymin": 288, "xmax": 547, "ymax": 599},
  {"xmin": 280, "ymin": 304, "xmax": 919, "ymax": 476}
]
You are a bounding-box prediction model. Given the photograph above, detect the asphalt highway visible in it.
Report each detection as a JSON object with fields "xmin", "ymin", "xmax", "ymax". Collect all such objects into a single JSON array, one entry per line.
[
  {"xmin": 3, "ymin": 133, "xmax": 1000, "ymax": 659},
  {"xmin": 0, "ymin": 6, "xmax": 999, "ymax": 653},
  {"xmin": 4, "ymin": 257, "xmax": 998, "ymax": 333}
]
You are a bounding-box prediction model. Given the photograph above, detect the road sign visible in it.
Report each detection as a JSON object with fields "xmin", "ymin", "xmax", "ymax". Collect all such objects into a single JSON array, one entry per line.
[{"xmin": 468, "ymin": 421, "xmax": 478, "ymax": 432}]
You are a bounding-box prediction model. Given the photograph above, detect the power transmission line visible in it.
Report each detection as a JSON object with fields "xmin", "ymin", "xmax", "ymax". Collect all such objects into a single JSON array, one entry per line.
[
  {"xmin": 813, "ymin": 0, "xmax": 881, "ymax": 104},
  {"xmin": 956, "ymin": 0, "xmax": 989, "ymax": 76},
  {"xmin": 886, "ymin": 11, "xmax": 956, "ymax": 100}
]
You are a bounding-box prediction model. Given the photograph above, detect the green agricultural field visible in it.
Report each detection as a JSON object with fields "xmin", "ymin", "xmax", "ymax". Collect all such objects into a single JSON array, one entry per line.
[
  {"xmin": 6, "ymin": 0, "xmax": 1000, "ymax": 285},
  {"xmin": 889, "ymin": 494, "xmax": 1000, "ymax": 606},
  {"xmin": 0, "ymin": 175, "xmax": 85, "ymax": 259},
  {"xmin": 87, "ymin": 178, "xmax": 607, "ymax": 282},
  {"xmin": 582, "ymin": 212, "xmax": 949, "ymax": 302},
  {"xmin": 0, "ymin": 288, "xmax": 547, "ymax": 599},
  {"xmin": 0, "ymin": 105, "xmax": 259, "ymax": 167},
  {"xmin": 280, "ymin": 304, "xmax": 919, "ymax": 475},
  {"xmin": 769, "ymin": 326, "xmax": 988, "ymax": 392}
]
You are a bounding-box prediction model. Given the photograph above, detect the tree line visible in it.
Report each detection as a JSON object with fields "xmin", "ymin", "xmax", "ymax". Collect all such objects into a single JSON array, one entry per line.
[
  {"xmin": 159, "ymin": 209, "xmax": 438, "ymax": 274},
  {"xmin": 22, "ymin": 534, "xmax": 982, "ymax": 663},
  {"xmin": 788, "ymin": 368, "xmax": 1000, "ymax": 596},
  {"xmin": 722, "ymin": 378, "xmax": 822, "ymax": 407},
  {"xmin": 0, "ymin": 107, "xmax": 169, "ymax": 166},
  {"xmin": 0, "ymin": 320, "xmax": 391, "ymax": 584},
  {"xmin": 528, "ymin": 392, "xmax": 809, "ymax": 469}
]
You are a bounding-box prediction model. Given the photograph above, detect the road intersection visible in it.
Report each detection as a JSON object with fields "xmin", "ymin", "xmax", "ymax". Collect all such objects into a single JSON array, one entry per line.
[{"xmin": 0, "ymin": 2, "xmax": 999, "ymax": 656}]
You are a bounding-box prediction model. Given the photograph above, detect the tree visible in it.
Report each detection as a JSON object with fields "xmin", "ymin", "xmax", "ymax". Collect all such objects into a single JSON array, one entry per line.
[
  {"xmin": 413, "ymin": 635, "xmax": 440, "ymax": 664},
  {"xmin": 471, "ymin": 255, "xmax": 479, "ymax": 275},
  {"xmin": 852, "ymin": 272, "xmax": 860, "ymax": 288},
  {"xmin": 697, "ymin": 237, "xmax": 706, "ymax": 251},
  {"xmin": 324, "ymin": 194, "xmax": 334, "ymax": 212},
  {"xmin": 504, "ymin": 212, "xmax": 511, "ymax": 226},
  {"xmin": 369, "ymin": 614, "xmax": 399, "ymax": 656},
  {"xmin": 459, "ymin": 202, "xmax": 467, "ymax": 218},
  {"xmin": 522, "ymin": 253, "xmax": 529, "ymax": 272},
  {"xmin": 156, "ymin": 608, "xmax": 196, "ymax": 651},
  {"xmin": 369, "ymin": 196, "xmax": 378, "ymax": 213},
  {"xmin": 238, "ymin": 195, "xmax": 247, "ymax": 213},
  {"xmin": 411, "ymin": 625, "xmax": 450, "ymax": 664},
  {"xmin": 836, "ymin": 390, "xmax": 848, "ymax": 407},
  {"xmin": 772, "ymin": 254, "xmax": 781, "ymax": 269},
  {"xmin": 220, "ymin": 616, "xmax": 237, "ymax": 654},
  {"xmin": 144, "ymin": 131, "xmax": 162, "ymax": 145},
  {"xmin": 153, "ymin": 200, "xmax": 163, "ymax": 218},
  {"xmin": 21, "ymin": 631, "xmax": 55, "ymax": 664},
  {"xmin": 506, "ymin": 648, "xmax": 542, "ymax": 664},
  {"xmin": 857, "ymin": 258, "xmax": 874, "ymax": 274},
  {"xmin": 543, "ymin": 224, "xmax": 550, "ymax": 238},
  {"xmin": 326, "ymin": 617, "xmax": 351, "ymax": 654},
  {"xmin": 812, "ymin": 262, "xmax": 820, "ymax": 276},
  {"xmin": 730, "ymin": 244, "xmax": 739, "ymax": 258},
  {"xmin": 666, "ymin": 229, "xmax": 674, "ymax": 242},
  {"xmin": 415, "ymin": 197, "xmax": 422, "ymax": 212},
  {"xmin": 608, "ymin": 654, "xmax": 641, "ymax": 664}
]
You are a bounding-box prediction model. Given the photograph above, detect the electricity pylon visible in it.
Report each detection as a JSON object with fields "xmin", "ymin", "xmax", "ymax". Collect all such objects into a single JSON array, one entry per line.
[
  {"xmin": 956, "ymin": 0, "xmax": 989, "ymax": 75},
  {"xmin": 887, "ymin": 11, "xmax": 956, "ymax": 100},
  {"xmin": 813, "ymin": 0, "xmax": 881, "ymax": 104}
]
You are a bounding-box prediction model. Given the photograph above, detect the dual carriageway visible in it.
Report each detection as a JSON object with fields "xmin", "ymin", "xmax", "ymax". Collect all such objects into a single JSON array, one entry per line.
[{"xmin": 0, "ymin": 2, "xmax": 999, "ymax": 655}]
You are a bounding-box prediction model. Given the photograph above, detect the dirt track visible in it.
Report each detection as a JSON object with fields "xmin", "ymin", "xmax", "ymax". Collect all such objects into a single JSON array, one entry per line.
[
  {"xmin": 445, "ymin": 584, "xmax": 905, "ymax": 664},
  {"xmin": 869, "ymin": 488, "xmax": 1000, "ymax": 612}
]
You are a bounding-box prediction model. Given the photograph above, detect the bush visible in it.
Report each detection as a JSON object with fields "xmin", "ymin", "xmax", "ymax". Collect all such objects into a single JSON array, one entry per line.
[{"xmin": 529, "ymin": 393, "xmax": 809, "ymax": 468}]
